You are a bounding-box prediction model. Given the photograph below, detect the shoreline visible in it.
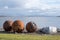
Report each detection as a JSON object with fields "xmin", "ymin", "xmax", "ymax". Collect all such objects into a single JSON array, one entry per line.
[{"xmin": 0, "ymin": 28, "xmax": 59, "ymax": 35}]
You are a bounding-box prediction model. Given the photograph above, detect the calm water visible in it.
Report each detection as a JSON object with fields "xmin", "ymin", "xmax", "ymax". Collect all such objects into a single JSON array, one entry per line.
[{"xmin": 0, "ymin": 17, "xmax": 60, "ymax": 28}]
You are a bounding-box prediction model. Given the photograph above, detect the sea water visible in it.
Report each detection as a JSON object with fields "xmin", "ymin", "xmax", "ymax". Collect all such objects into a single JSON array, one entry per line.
[{"xmin": 0, "ymin": 16, "xmax": 60, "ymax": 28}]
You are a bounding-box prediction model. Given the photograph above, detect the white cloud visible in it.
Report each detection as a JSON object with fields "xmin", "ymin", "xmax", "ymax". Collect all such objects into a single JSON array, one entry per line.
[
  {"xmin": 24, "ymin": 0, "xmax": 60, "ymax": 10},
  {"xmin": 23, "ymin": 0, "xmax": 51, "ymax": 10},
  {"xmin": 0, "ymin": 0, "xmax": 60, "ymax": 16},
  {"xmin": 19, "ymin": 0, "xmax": 60, "ymax": 10},
  {"xmin": 28, "ymin": 10, "xmax": 33, "ymax": 12},
  {"xmin": 0, "ymin": 0, "xmax": 60, "ymax": 10},
  {"xmin": 4, "ymin": 6, "xmax": 8, "ymax": 9},
  {"xmin": 23, "ymin": 0, "xmax": 40, "ymax": 8}
]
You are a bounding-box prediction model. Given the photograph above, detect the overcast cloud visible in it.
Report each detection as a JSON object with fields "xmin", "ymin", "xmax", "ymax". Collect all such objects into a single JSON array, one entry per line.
[{"xmin": 0, "ymin": 0, "xmax": 60, "ymax": 16}]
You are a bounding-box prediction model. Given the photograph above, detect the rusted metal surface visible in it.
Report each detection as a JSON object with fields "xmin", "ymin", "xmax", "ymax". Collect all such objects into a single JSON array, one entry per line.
[
  {"xmin": 26, "ymin": 22, "xmax": 37, "ymax": 33},
  {"xmin": 3, "ymin": 20, "xmax": 13, "ymax": 31},
  {"xmin": 12, "ymin": 20, "xmax": 24, "ymax": 33}
]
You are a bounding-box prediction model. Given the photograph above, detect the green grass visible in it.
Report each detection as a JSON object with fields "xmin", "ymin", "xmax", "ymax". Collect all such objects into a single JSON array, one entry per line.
[{"xmin": 0, "ymin": 33, "xmax": 60, "ymax": 40}]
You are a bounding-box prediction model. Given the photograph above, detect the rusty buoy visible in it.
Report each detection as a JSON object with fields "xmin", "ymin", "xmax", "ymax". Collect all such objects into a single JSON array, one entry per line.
[
  {"xmin": 26, "ymin": 22, "xmax": 37, "ymax": 33},
  {"xmin": 3, "ymin": 20, "xmax": 13, "ymax": 31},
  {"xmin": 12, "ymin": 20, "xmax": 24, "ymax": 33}
]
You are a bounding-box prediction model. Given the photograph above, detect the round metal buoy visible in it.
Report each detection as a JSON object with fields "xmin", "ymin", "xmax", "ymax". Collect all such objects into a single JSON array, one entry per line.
[
  {"xmin": 12, "ymin": 20, "xmax": 24, "ymax": 33},
  {"xmin": 3, "ymin": 20, "xmax": 13, "ymax": 31},
  {"xmin": 26, "ymin": 22, "xmax": 37, "ymax": 33}
]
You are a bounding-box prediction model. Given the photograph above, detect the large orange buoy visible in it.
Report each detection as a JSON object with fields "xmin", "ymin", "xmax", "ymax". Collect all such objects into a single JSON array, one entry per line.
[
  {"xmin": 26, "ymin": 22, "xmax": 37, "ymax": 33},
  {"xmin": 12, "ymin": 20, "xmax": 24, "ymax": 33},
  {"xmin": 3, "ymin": 20, "xmax": 13, "ymax": 31}
]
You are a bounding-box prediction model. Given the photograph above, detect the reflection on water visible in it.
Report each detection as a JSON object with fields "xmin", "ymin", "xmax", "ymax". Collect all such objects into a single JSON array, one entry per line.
[{"xmin": 0, "ymin": 16, "xmax": 60, "ymax": 28}]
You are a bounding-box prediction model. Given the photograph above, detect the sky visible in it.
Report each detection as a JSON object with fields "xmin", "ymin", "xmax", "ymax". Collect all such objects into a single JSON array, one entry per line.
[{"xmin": 0, "ymin": 0, "xmax": 60, "ymax": 16}]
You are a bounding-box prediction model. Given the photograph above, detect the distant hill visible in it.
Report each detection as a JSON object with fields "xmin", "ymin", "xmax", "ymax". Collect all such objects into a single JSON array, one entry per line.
[{"xmin": 57, "ymin": 16, "xmax": 60, "ymax": 17}]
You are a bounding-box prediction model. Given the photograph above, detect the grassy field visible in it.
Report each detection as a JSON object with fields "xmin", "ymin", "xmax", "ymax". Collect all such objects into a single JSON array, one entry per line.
[{"xmin": 0, "ymin": 33, "xmax": 60, "ymax": 40}]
